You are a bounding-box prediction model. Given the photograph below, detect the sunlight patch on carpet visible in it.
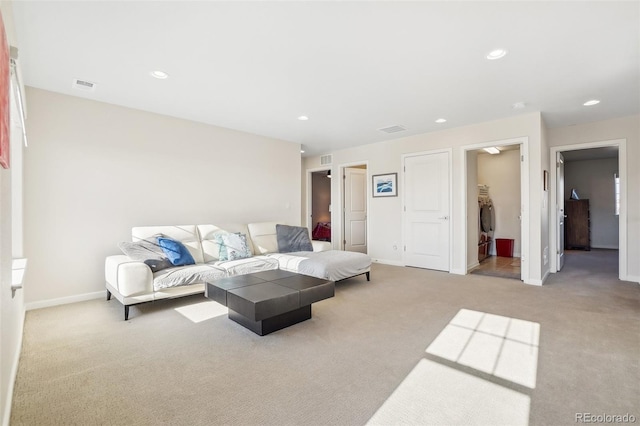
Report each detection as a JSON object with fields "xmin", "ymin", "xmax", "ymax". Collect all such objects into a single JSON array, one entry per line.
[
  {"xmin": 366, "ymin": 359, "xmax": 530, "ymax": 426},
  {"xmin": 175, "ymin": 301, "xmax": 228, "ymax": 323},
  {"xmin": 426, "ymin": 309, "xmax": 539, "ymax": 389}
]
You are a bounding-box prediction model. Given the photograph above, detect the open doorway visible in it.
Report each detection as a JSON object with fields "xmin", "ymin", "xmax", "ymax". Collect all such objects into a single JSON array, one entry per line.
[
  {"xmin": 551, "ymin": 144, "xmax": 623, "ymax": 279},
  {"xmin": 470, "ymin": 145, "xmax": 522, "ymax": 280},
  {"xmin": 463, "ymin": 137, "xmax": 529, "ymax": 283},
  {"xmin": 309, "ymin": 169, "xmax": 332, "ymax": 243}
]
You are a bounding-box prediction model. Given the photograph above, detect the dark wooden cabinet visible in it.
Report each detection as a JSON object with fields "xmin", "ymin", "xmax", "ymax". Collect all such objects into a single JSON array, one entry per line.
[{"xmin": 565, "ymin": 199, "xmax": 590, "ymax": 250}]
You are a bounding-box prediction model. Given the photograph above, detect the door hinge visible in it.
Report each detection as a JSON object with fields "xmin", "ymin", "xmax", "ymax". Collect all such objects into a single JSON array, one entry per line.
[
  {"xmin": 521, "ymin": 155, "xmax": 524, "ymax": 162},
  {"xmin": 404, "ymin": 206, "xmax": 406, "ymax": 212},
  {"xmin": 404, "ymin": 166, "xmax": 406, "ymax": 172},
  {"xmin": 343, "ymin": 240, "xmax": 347, "ymax": 245},
  {"xmin": 404, "ymin": 245, "xmax": 406, "ymax": 251}
]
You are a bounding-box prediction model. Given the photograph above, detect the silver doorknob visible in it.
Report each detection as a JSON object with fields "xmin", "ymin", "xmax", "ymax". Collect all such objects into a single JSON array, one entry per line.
[{"xmin": 438, "ymin": 216, "xmax": 449, "ymax": 220}]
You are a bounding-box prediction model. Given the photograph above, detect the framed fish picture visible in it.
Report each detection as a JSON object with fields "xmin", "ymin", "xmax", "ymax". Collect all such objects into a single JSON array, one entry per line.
[{"xmin": 372, "ymin": 173, "xmax": 397, "ymax": 197}]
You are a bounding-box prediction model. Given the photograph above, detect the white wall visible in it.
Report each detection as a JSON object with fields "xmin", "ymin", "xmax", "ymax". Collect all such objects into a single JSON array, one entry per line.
[
  {"xmin": 23, "ymin": 88, "xmax": 301, "ymax": 306},
  {"xmin": 466, "ymin": 150, "xmax": 478, "ymax": 270},
  {"xmin": 478, "ymin": 150, "xmax": 521, "ymax": 257},
  {"xmin": 303, "ymin": 112, "xmax": 544, "ymax": 284},
  {"xmin": 564, "ymin": 158, "xmax": 619, "ymax": 249},
  {"xmin": 540, "ymin": 120, "xmax": 550, "ymax": 280},
  {"xmin": 548, "ymin": 114, "xmax": 639, "ymax": 282}
]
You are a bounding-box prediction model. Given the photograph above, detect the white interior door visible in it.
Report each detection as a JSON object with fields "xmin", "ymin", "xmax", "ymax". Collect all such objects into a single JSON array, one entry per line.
[
  {"xmin": 556, "ymin": 152, "xmax": 565, "ymax": 271},
  {"xmin": 344, "ymin": 167, "xmax": 367, "ymax": 253},
  {"xmin": 403, "ymin": 152, "xmax": 450, "ymax": 271}
]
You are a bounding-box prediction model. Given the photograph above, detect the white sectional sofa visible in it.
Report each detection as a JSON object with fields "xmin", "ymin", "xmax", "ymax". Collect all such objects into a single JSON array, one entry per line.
[{"xmin": 105, "ymin": 222, "xmax": 370, "ymax": 320}]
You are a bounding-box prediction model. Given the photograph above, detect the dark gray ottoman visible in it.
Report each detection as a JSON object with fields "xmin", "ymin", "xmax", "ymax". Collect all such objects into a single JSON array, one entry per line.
[{"xmin": 206, "ymin": 270, "xmax": 334, "ymax": 335}]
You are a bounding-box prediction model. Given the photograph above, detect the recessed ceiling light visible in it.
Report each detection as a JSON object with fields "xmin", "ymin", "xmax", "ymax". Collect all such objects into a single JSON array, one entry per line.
[
  {"xmin": 150, "ymin": 70, "xmax": 169, "ymax": 79},
  {"xmin": 435, "ymin": 118, "xmax": 447, "ymax": 123},
  {"xmin": 486, "ymin": 49, "xmax": 508, "ymax": 60},
  {"xmin": 483, "ymin": 147, "xmax": 501, "ymax": 155},
  {"xmin": 297, "ymin": 115, "xmax": 309, "ymax": 121},
  {"xmin": 512, "ymin": 102, "xmax": 526, "ymax": 109},
  {"xmin": 583, "ymin": 99, "xmax": 600, "ymax": 106},
  {"xmin": 300, "ymin": 149, "xmax": 305, "ymax": 153}
]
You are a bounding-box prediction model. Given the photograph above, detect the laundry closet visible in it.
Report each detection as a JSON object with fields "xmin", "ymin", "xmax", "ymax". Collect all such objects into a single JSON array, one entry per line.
[{"xmin": 473, "ymin": 147, "xmax": 522, "ymax": 278}]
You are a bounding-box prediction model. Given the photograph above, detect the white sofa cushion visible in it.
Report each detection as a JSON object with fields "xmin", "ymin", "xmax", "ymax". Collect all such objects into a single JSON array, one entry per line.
[
  {"xmin": 132, "ymin": 225, "xmax": 205, "ymax": 264},
  {"xmin": 152, "ymin": 264, "xmax": 226, "ymax": 290},
  {"xmin": 247, "ymin": 222, "xmax": 280, "ymax": 254},
  {"xmin": 214, "ymin": 256, "xmax": 279, "ymax": 276},
  {"xmin": 267, "ymin": 251, "xmax": 371, "ymax": 281}
]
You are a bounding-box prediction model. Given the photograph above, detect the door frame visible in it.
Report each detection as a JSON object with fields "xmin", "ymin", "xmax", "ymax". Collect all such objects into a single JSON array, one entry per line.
[
  {"xmin": 461, "ymin": 137, "xmax": 530, "ymax": 284},
  {"xmin": 556, "ymin": 152, "xmax": 565, "ymax": 271},
  {"xmin": 401, "ymin": 148, "xmax": 453, "ymax": 272},
  {"xmin": 335, "ymin": 161, "xmax": 369, "ymax": 251},
  {"xmin": 549, "ymin": 139, "xmax": 627, "ymax": 281},
  {"xmin": 305, "ymin": 166, "xmax": 331, "ymax": 238}
]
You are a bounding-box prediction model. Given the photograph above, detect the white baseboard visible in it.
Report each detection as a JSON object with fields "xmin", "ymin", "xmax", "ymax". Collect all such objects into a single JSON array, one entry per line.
[
  {"xmin": 591, "ymin": 245, "xmax": 619, "ymax": 250},
  {"xmin": 466, "ymin": 261, "xmax": 480, "ymax": 272},
  {"xmin": 2, "ymin": 307, "xmax": 25, "ymax": 426},
  {"xmin": 625, "ymin": 275, "xmax": 640, "ymax": 284},
  {"xmin": 371, "ymin": 258, "xmax": 404, "ymax": 267},
  {"xmin": 25, "ymin": 291, "xmax": 105, "ymax": 311},
  {"xmin": 541, "ymin": 269, "xmax": 550, "ymax": 284},
  {"xmin": 450, "ymin": 268, "xmax": 467, "ymax": 275},
  {"xmin": 524, "ymin": 269, "xmax": 548, "ymax": 286}
]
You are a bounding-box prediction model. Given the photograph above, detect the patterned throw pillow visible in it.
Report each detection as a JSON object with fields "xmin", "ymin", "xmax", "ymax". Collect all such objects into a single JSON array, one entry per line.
[
  {"xmin": 220, "ymin": 233, "xmax": 252, "ymax": 261},
  {"xmin": 214, "ymin": 234, "xmax": 229, "ymax": 261}
]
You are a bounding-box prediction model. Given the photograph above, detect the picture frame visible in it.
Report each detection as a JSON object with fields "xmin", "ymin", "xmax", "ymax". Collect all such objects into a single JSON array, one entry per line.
[
  {"xmin": 543, "ymin": 170, "xmax": 548, "ymax": 191},
  {"xmin": 372, "ymin": 173, "xmax": 398, "ymax": 197}
]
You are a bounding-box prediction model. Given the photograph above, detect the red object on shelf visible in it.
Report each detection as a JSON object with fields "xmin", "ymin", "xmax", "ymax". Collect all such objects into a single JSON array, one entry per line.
[{"xmin": 496, "ymin": 238, "xmax": 514, "ymax": 257}]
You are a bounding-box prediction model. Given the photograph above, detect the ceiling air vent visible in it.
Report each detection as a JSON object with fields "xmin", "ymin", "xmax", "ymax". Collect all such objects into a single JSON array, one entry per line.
[
  {"xmin": 72, "ymin": 78, "xmax": 97, "ymax": 92},
  {"xmin": 320, "ymin": 154, "xmax": 332, "ymax": 165},
  {"xmin": 379, "ymin": 125, "xmax": 406, "ymax": 134}
]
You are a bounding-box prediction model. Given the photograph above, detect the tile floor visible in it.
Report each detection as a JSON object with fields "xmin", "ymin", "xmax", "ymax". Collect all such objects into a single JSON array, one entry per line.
[{"xmin": 471, "ymin": 255, "xmax": 521, "ymax": 280}]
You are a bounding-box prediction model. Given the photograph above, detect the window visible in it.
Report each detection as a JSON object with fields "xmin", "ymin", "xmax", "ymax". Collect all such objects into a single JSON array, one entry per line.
[{"xmin": 614, "ymin": 173, "xmax": 620, "ymax": 216}]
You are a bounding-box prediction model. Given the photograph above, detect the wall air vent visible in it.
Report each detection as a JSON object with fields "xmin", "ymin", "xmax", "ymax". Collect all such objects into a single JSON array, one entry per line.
[
  {"xmin": 379, "ymin": 125, "xmax": 406, "ymax": 134},
  {"xmin": 320, "ymin": 154, "xmax": 332, "ymax": 165},
  {"xmin": 72, "ymin": 78, "xmax": 97, "ymax": 92}
]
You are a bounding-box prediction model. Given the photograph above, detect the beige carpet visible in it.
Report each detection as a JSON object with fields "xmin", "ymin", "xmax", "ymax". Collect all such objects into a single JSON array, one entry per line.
[{"xmin": 10, "ymin": 250, "xmax": 639, "ymax": 425}]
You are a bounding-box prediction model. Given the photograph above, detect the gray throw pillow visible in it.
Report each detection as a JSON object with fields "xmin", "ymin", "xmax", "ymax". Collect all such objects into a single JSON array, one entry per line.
[
  {"xmin": 276, "ymin": 224, "xmax": 313, "ymax": 253},
  {"xmin": 118, "ymin": 240, "xmax": 174, "ymax": 273}
]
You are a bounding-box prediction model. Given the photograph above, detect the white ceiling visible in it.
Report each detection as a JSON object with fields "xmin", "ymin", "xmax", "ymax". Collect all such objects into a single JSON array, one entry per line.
[{"xmin": 12, "ymin": 1, "xmax": 639, "ymax": 157}]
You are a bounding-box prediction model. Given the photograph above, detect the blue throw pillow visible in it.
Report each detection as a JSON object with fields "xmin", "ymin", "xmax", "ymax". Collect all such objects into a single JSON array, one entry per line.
[{"xmin": 157, "ymin": 237, "xmax": 196, "ymax": 266}]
